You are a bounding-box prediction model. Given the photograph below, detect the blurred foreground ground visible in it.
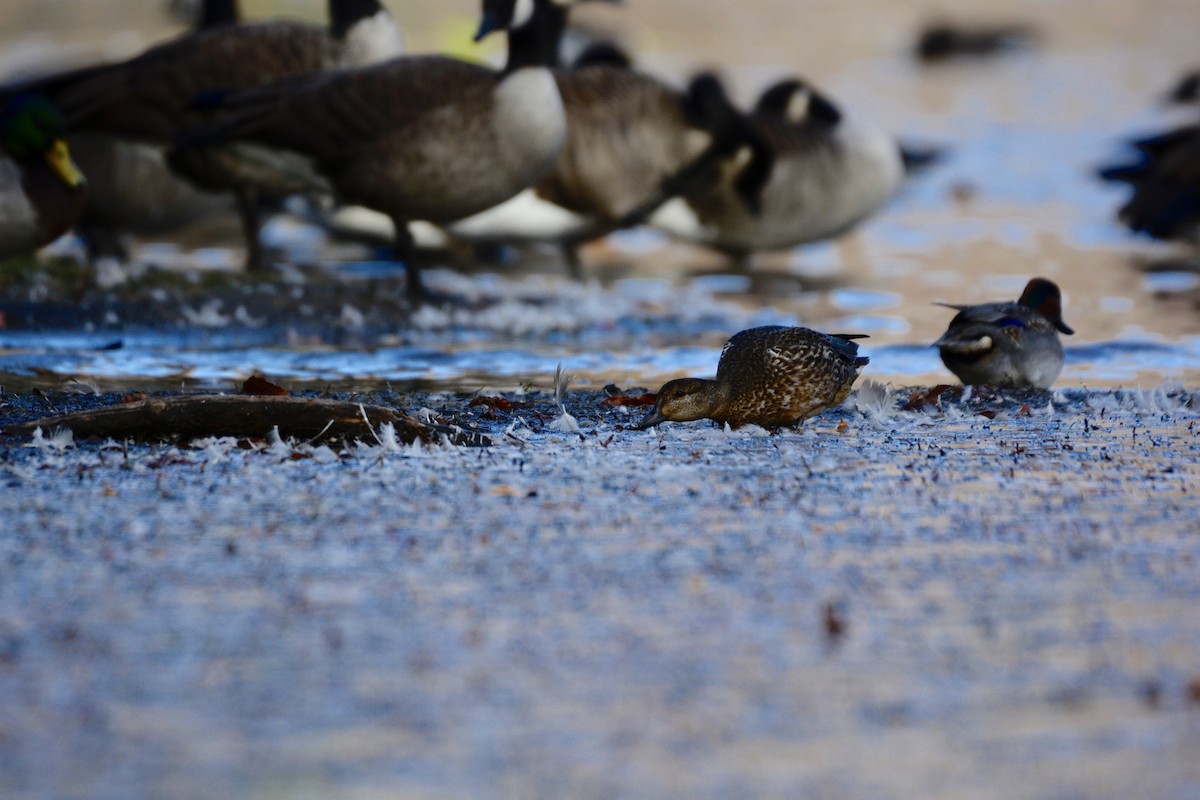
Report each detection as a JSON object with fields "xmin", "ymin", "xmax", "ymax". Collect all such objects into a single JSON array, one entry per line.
[{"xmin": 1, "ymin": 384, "xmax": 1199, "ymax": 799}]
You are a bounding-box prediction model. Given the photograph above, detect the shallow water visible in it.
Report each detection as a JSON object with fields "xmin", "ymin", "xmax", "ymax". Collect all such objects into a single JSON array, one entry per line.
[{"xmin": 1, "ymin": 0, "xmax": 1200, "ymax": 391}]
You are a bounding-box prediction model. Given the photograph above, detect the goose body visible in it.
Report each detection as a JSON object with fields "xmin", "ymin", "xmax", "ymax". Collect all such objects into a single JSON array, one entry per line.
[
  {"xmin": 0, "ymin": 96, "xmax": 88, "ymax": 260},
  {"xmin": 2, "ymin": 0, "xmax": 403, "ymax": 269},
  {"xmin": 189, "ymin": 0, "xmax": 575, "ymax": 299},
  {"xmin": 934, "ymin": 277, "xmax": 1074, "ymax": 389},
  {"xmin": 649, "ymin": 78, "xmax": 904, "ymax": 260},
  {"xmin": 636, "ymin": 326, "xmax": 869, "ymax": 429},
  {"xmin": 69, "ymin": 0, "xmax": 241, "ymax": 258},
  {"xmin": 443, "ymin": 1, "xmax": 756, "ymax": 267}
]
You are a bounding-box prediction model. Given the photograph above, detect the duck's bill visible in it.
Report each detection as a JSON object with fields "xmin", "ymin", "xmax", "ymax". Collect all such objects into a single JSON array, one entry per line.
[
  {"xmin": 45, "ymin": 139, "xmax": 86, "ymax": 189},
  {"xmin": 1055, "ymin": 320, "xmax": 1075, "ymax": 335},
  {"xmin": 632, "ymin": 406, "xmax": 666, "ymax": 430}
]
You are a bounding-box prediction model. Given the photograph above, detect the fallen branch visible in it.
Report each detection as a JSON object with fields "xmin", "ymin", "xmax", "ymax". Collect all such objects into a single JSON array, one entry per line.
[{"xmin": 2, "ymin": 395, "xmax": 490, "ymax": 447}]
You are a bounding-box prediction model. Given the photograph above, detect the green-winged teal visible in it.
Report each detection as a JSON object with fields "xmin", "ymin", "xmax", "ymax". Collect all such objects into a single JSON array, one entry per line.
[
  {"xmin": 636, "ymin": 326, "xmax": 869, "ymax": 429},
  {"xmin": 0, "ymin": 95, "xmax": 87, "ymax": 260},
  {"xmin": 934, "ymin": 277, "xmax": 1074, "ymax": 388},
  {"xmin": 648, "ymin": 76, "xmax": 904, "ymax": 262}
]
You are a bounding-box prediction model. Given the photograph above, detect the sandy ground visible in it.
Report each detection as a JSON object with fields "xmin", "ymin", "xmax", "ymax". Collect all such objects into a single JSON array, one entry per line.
[{"xmin": 1, "ymin": 384, "xmax": 1199, "ymax": 800}]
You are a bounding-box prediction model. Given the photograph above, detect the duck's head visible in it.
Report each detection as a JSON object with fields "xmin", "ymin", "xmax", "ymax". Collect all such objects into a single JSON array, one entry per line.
[
  {"xmin": 1018, "ymin": 277, "xmax": 1073, "ymax": 335},
  {"xmin": 0, "ymin": 94, "xmax": 86, "ymax": 190},
  {"xmin": 634, "ymin": 378, "xmax": 722, "ymax": 429}
]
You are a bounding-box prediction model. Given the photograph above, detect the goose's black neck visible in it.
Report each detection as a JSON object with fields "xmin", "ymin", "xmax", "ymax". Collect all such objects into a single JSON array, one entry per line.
[
  {"xmin": 329, "ymin": 0, "xmax": 385, "ymax": 39},
  {"xmin": 505, "ymin": 1, "xmax": 568, "ymax": 72},
  {"xmin": 199, "ymin": 0, "xmax": 239, "ymax": 28}
]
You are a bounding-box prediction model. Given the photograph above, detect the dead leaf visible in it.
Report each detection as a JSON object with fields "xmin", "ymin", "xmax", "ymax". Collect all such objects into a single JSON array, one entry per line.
[
  {"xmin": 824, "ymin": 603, "xmax": 846, "ymax": 641},
  {"xmin": 122, "ymin": 391, "xmax": 148, "ymax": 404},
  {"xmin": 243, "ymin": 375, "xmax": 287, "ymax": 396},
  {"xmin": 470, "ymin": 395, "xmax": 529, "ymax": 412},
  {"xmin": 601, "ymin": 393, "xmax": 657, "ymax": 408},
  {"xmin": 902, "ymin": 384, "xmax": 961, "ymax": 412},
  {"xmin": 836, "ymin": 419, "xmax": 849, "ymax": 433}
]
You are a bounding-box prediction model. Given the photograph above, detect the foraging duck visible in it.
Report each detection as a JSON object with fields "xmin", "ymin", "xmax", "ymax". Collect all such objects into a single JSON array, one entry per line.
[
  {"xmin": 648, "ymin": 77, "xmax": 904, "ymax": 262},
  {"xmin": 0, "ymin": 95, "xmax": 88, "ymax": 260},
  {"xmin": 1, "ymin": 0, "xmax": 403, "ymax": 270},
  {"xmin": 635, "ymin": 326, "xmax": 869, "ymax": 429},
  {"xmin": 934, "ymin": 277, "xmax": 1074, "ymax": 389},
  {"xmin": 1099, "ymin": 126, "xmax": 1200, "ymax": 246},
  {"xmin": 185, "ymin": 0, "xmax": 584, "ymax": 301},
  {"xmin": 445, "ymin": 0, "xmax": 763, "ymax": 275}
]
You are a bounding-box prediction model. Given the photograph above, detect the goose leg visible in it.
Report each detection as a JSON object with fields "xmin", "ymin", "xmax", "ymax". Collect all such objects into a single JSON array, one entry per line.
[
  {"xmin": 390, "ymin": 216, "xmax": 424, "ymax": 303},
  {"xmin": 235, "ymin": 188, "xmax": 265, "ymax": 272},
  {"xmin": 562, "ymin": 241, "xmax": 584, "ymax": 281}
]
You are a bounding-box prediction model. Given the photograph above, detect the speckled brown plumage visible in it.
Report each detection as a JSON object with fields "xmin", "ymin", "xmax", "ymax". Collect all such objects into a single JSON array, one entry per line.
[{"xmin": 637, "ymin": 326, "xmax": 869, "ymax": 429}]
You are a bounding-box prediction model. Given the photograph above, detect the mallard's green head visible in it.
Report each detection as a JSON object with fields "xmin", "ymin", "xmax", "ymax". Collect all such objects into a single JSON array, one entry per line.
[{"xmin": 0, "ymin": 94, "xmax": 86, "ymax": 189}]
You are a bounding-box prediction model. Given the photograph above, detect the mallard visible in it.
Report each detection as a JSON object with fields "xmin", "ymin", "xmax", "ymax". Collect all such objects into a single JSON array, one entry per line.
[
  {"xmin": 0, "ymin": 95, "xmax": 88, "ymax": 260},
  {"xmin": 1, "ymin": 0, "xmax": 403, "ymax": 271},
  {"xmin": 635, "ymin": 326, "xmax": 869, "ymax": 429},
  {"xmin": 649, "ymin": 77, "xmax": 904, "ymax": 262},
  {"xmin": 934, "ymin": 277, "xmax": 1074, "ymax": 388}
]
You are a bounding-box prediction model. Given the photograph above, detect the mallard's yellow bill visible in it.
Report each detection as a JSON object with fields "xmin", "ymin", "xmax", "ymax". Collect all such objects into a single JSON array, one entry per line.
[{"xmin": 44, "ymin": 138, "xmax": 86, "ymax": 189}]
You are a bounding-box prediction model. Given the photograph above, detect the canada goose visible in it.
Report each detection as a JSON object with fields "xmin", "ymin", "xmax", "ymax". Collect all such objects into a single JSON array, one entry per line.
[
  {"xmin": 934, "ymin": 277, "xmax": 1074, "ymax": 389},
  {"xmin": 648, "ymin": 77, "xmax": 904, "ymax": 262},
  {"xmin": 1099, "ymin": 125, "xmax": 1200, "ymax": 246},
  {"xmin": 445, "ymin": 0, "xmax": 764, "ymax": 276},
  {"xmin": 70, "ymin": 0, "xmax": 241, "ymax": 261},
  {"xmin": 0, "ymin": 0, "xmax": 404, "ymax": 271},
  {"xmin": 0, "ymin": 95, "xmax": 88, "ymax": 260},
  {"xmin": 185, "ymin": 0, "xmax": 580, "ymax": 301}
]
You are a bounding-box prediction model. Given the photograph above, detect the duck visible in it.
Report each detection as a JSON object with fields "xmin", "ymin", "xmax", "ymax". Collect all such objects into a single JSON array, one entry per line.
[
  {"xmin": 443, "ymin": 0, "xmax": 764, "ymax": 276},
  {"xmin": 1098, "ymin": 125, "xmax": 1200, "ymax": 246},
  {"xmin": 0, "ymin": 95, "xmax": 88, "ymax": 260},
  {"xmin": 69, "ymin": 0, "xmax": 241, "ymax": 261},
  {"xmin": 934, "ymin": 277, "xmax": 1074, "ymax": 389},
  {"xmin": 647, "ymin": 77, "xmax": 905, "ymax": 263},
  {"xmin": 634, "ymin": 326, "xmax": 869, "ymax": 429},
  {"xmin": 0, "ymin": 0, "xmax": 404, "ymax": 271},
  {"xmin": 184, "ymin": 0, "xmax": 579, "ymax": 301}
]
